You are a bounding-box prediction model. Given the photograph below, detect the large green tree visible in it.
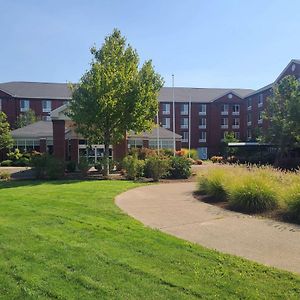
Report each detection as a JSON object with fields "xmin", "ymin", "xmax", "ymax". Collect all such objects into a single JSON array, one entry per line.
[
  {"xmin": 68, "ymin": 29, "xmax": 163, "ymax": 175},
  {"xmin": 0, "ymin": 112, "xmax": 13, "ymax": 150},
  {"xmin": 264, "ymin": 75, "xmax": 300, "ymax": 161},
  {"xmin": 15, "ymin": 109, "xmax": 39, "ymax": 129}
]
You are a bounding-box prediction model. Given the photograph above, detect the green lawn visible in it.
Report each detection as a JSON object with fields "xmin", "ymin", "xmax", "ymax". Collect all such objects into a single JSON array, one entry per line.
[{"xmin": 0, "ymin": 181, "xmax": 300, "ymax": 299}]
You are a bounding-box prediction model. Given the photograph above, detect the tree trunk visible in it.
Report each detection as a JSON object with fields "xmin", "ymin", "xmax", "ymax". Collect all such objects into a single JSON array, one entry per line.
[{"xmin": 103, "ymin": 142, "xmax": 110, "ymax": 177}]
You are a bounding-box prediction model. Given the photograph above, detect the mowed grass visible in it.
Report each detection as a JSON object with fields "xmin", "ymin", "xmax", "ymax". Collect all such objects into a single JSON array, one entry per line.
[{"xmin": 0, "ymin": 181, "xmax": 300, "ymax": 299}]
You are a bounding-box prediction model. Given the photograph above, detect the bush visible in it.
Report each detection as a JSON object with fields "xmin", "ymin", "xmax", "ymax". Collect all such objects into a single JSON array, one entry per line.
[
  {"xmin": 78, "ymin": 159, "xmax": 90, "ymax": 174},
  {"xmin": 0, "ymin": 172, "xmax": 11, "ymax": 181},
  {"xmin": 129, "ymin": 148, "xmax": 157, "ymax": 160},
  {"xmin": 13, "ymin": 157, "xmax": 30, "ymax": 167},
  {"xmin": 210, "ymin": 156, "xmax": 224, "ymax": 163},
  {"xmin": 122, "ymin": 155, "xmax": 145, "ymax": 180},
  {"xmin": 66, "ymin": 161, "xmax": 77, "ymax": 172},
  {"xmin": 7, "ymin": 149, "xmax": 22, "ymax": 161},
  {"xmin": 168, "ymin": 156, "xmax": 191, "ymax": 179},
  {"xmin": 286, "ymin": 185, "xmax": 300, "ymax": 223},
  {"xmin": 95, "ymin": 158, "xmax": 117, "ymax": 173},
  {"xmin": 1, "ymin": 160, "xmax": 13, "ymax": 167},
  {"xmin": 228, "ymin": 175, "xmax": 278, "ymax": 213},
  {"xmin": 181, "ymin": 148, "xmax": 198, "ymax": 160},
  {"xmin": 196, "ymin": 159, "xmax": 203, "ymax": 165},
  {"xmin": 31, "ymin": 153, "xmax": 65, "ymax": 179},
  {"xmin": 198, "ymin": 168, "xmax": 228, "ymax": 201},
  {"xmin": 144, "ymin": 156, "xmax": 170, "ymax": 182}
]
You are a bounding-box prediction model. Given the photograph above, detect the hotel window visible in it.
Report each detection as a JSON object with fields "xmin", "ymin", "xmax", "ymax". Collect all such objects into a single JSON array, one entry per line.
[
  {"xmin": 233, "ymin": 118, "xmax": 240, "ymax": 129},
  {"xmin": 221, "ymin": 104, "xmax": 229, "ymax": 115},
  {"xmin": 199, "ymin": 104, "xmax": 206, "ymax": 115},
  {"xmin": 247, "ymin": 113, "xmax": 252, "ymax": 126},
  {"xmin": 232, "ymin": 104, "xmax": 240, "ymax": 115},
  {"xmin": 234, "ymin": 132, "xmax": 240, "ymax": 140},
  {"xmin": 258, "ymin": 94, "xmax": 263, "ymax": 107},
  {"xmin": 180, "ymin": 103, "xmax": 189, "ymax": 115},
  {"xmin": 20, "ymin": 99, "xmax": 30, "ymax": 112},
  {"xmin": 247, "ymin": 129, "xmax": 252, "ymax": 140},
  {"xmin": 199, "ymin": 131, "xmax": 206, "ymax": 142},
  {"xmin": 180, "ymin": 117, "xmax": 188, "ymax": 129},
  {"xmin": 199, "ymin": 118, "xmax": 206, "ymax": 129},
  {"xmin": 258, "ymin": 111, "xmax": 263, "ymax": 124},
  {"xmin": 247, "ymin": 98, "xmax": 252, "ymax": 110},
  {"xmin": 221, "ymin": 117, "xmax": 228, "ymax": 129},
  {"xmin": 0, "ymin": 99, "xmax": 2, "ymax": 111},
  {"xmin": 42, "ymin": 100, "xmax": 52, "ymax": 113},
  {"xmin": 182, "ymin": 131, "xmax": 188, "ymax": 143},
  {"xmin": 162, "ymin": 117, "xmax": 170, "ymax": 129},
  {"xmin": 162, "ymin": 103, "xmax": 170, "ymax": 115}
]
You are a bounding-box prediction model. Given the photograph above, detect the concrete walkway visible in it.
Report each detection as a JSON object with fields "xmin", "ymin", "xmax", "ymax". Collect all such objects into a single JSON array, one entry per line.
[{"xmin": 116, "ymin": 182, "xmax": 300, "ymax": 274}]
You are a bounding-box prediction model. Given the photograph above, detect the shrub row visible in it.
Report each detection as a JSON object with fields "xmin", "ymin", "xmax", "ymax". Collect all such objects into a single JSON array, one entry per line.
[
  {"xmin": 0, "ymin": 149, "xmax": 31, "ymax": 167},
  {"xmin": 122, "ymin": 154, "xmax": 192, "ymax": 181},
  {"xmin": 198, "ymin": 165, "xmax": 300, "ymax": 221}
]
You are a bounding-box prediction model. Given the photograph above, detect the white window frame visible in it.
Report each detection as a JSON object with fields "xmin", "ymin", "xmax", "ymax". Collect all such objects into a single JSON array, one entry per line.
[
  {"xmin": 258, "ymin": 111, "xmax": 263, "ymax": 124},
  {"xmin": 162, "ymin": 103, "xmax": 170, "ymax": 115},
  {"xmin": 221, "ymin": 117, "xmax": 228, "ymax": 129},
  {"xmin": 182, "ymin": 131, "xmax": 188, "ymax": 143},
  {"xmin": 221, "ymin": 104, "xmax": 229, "ymax": 115},
  {"xmin": 232, "ymin": 118, "xmax": 240, "ymax": 129},
  {"xmin": 162, "ymin": 117, "xmax": 170, "ymax": 129},
  {"xmin": 247, "ymin": 98, "xmax": 252, "ymax": 110},
  {"xmin": 258, "ymin": 94, "xmax": 263, "ymax": 108},
  {"xmin": 199, "ymin": 104, "xmax": 206, "ymax": 115},
  {"xmin": 199, "ymin": 118, "xmax": 206, "ymax": 129},
  {"xmin": 20, "ymin": 99, "xmax": 30, "ymax": 112},
  {"xmin": 232, "ymin": 104, "xmax": 240, "ymax": 115},
  {"xmin": 42, "ymin": 100, "xmax": 52, "ymax": 113},
  {"xmin": 180, "ymin": 103, "xmax": 189, "ymax": 115},
  {"xmin": 247, "ymin": 113, "xmax": 252, "ymax": 126},
  {"xmin": 199, "ymin": 131, "xmax": 206, "ymax": 143},
  {"xmin": 180, "ymin": 117, "xmax": 188, "ymax": 129}
]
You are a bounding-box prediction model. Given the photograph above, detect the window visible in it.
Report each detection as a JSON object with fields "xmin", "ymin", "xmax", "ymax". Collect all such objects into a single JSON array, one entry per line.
[
  {"xmin": 247, "ymin": 98, "xmax": 252, "ymax": 110},
  {"xmin": 162, "ymin": 103, "xmax": 170, "ymax": 115},
  {"xmin": 42, "ymin": 100, "xmax": 52, "ymax": 113},
  {"xmin": 258, "ymin": 111, "xmax": 263, "ymax": 124},
  {"xmin": 247, "ymin": 129, "xmax": 252, "ymax": 140},
  {"xmin": 233, "ymin": 118, "xmax": 240, "ymax": 129},
  {"xmin": 180, "ymin": 103, "xmax": 189, "ymax": 115},
  {"xmin": 199, "ymin": 131, "xmax": 206, "ymax": 142},
  {"xmin": 199, "ymin": 118, "xmax": 206, "ymax": 129},
  {"xmin": 247, "ymin": 113, "xmax": 252, "ymax": 126},
  {"xmin": 180, "ymin": 117, "xmax": 188, "ymax": 129},
  {"xmin": 182, "ymin": 131, "xmax": 188, "ymax": 142},
  {"xmin": 221, "ymin": 118, "xmax": 228, "ymax": 129},
  {"xmin": 162, "ymin": 117, "xmax": 170, "ymax": 129},
  {"xmin": 258, "ymin": 94, "xmax": 263, "ymax": 107},
  {"xmin": 234, "ymin": 132, "xmax": 240, "ymax": 140},
  {"xmin": 221, "ymin": 104, "xmax": 229, "ymax": 115},
  {"xmin": 232, "ymin": 104, "xmax": 240, "ymax": 115},
  {"xmin": 20, "ymin": 99, "xmax": 30, "ymax": 112},
  {"xmin": 199, "ymin": 104, "xmax": 206, "ymax": 115},
  {"xmin": 0, "ymin": 99, "xmax": 2, "ymax": 111}
]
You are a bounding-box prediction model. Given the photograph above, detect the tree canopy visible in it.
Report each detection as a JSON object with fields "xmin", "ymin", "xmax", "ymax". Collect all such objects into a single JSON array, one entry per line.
[
  {"xmin": 68, "ymin": 29, "xmax": 164, "ymax": 175},
  {"xmin": 264, "ymin": 75, "xmax": 300, "ymax": 158},
  {"xmin": 0, "ymin": 112, "xmax": 13, "ymax": 150},
  {"xmin": 15, "ymin": 109, "xmax": 39, "ymax": 129}
]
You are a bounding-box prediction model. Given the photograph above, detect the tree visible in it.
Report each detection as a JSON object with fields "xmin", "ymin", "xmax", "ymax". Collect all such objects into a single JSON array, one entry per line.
[
  {"xmin": 15, "ymin": 109, "xmax": 39, "ymax": 128},
  {"xmin": 0, "ymin": 112, "xmax": 13, "ymax": 150},
  {"xmin": 221, "ymin": 132, "xmax": 238, "ymax": 156},
  {"xmin": 68, "ymin": 29, "xmax": 164, "ymax": 176},
  {"xmin": 264, "ymin": 75, "xmax": 300, "ymax": 161}
]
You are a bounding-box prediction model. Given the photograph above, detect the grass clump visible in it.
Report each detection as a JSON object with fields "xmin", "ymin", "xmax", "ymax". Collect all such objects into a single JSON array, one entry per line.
[
  {"xmin": 286, "ymin": 184, "xmax": 300, "ymax": 223},
  {"xmin": 228, "ymin": 174, "xmax": 278, "ymax": 213}
]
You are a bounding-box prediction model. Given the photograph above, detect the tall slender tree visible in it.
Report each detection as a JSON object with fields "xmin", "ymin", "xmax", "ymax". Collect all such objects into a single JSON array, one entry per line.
[
  {"xmin": 0, "ymin": 112, "xmax": 13, "ymax": 150},
  {"xmin": 68, "ymin": 29, "xmax": 164, "ymax": 175},
  {"xmin": 264, "ymin": 75, "xmax": 300, "ymax": 162}
]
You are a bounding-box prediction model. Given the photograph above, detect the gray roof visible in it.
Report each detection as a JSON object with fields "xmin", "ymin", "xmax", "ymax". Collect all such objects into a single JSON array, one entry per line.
[
  {"xmin": 11, "ymin": 121, "xmax": 55, "ymax": 139},
  {"xmin": 0, "ymin": 81, "xmax": 253, "ymax": 102},
  {"xmin": 0, "ymin": 81, "xmax": 72, "ymax": 99},
  {"xmin": 244, "ymin": 83, "xmax": 274, "ymax": 98},
  {"xmin": 158, "ymin": 87, "xmax": 254, "ymax": 103},
  {"xmin": 128, "ymin": 127, "xmax": 181, "ymax": 140}
]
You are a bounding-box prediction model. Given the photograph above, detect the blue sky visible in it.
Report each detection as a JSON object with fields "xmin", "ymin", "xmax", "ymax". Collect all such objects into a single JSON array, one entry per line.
[{"xmin": 0, "ymin": 0, "xmax": 299, "ymax": 89}]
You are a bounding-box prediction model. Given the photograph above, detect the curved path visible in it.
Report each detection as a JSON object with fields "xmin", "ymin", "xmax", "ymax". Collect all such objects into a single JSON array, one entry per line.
[{"xmin": 116, "ymin": 182, "xmax": 300, "ymax": 274}]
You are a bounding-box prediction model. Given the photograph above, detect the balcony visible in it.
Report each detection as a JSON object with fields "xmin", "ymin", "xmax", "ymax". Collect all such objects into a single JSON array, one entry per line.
[
  {"xmin": 198, "ymin": 111, "xmax": 206, "ymax": 116},
  {"xmin": 258, "ymin": 119, "xmax": 263, "ymax": 124},
  {"xmin": 162, "ymin": 110, "xmax": 170, "ymax": 115},
  {"xmin": 221, "ymin": 111, "xmax": 228, "ymax": 115},
  {"xmin": 247, "ymin": 121, "xmax": 252, "ymax": 126},
  {"xmin": 232, "ymin": 111, "xmax": 240, "ymax": 116},
  {"xmin": 20, "ymin": 107, "xmax": 29, "ymax": 112},
  {"xmin": 221, "ymin": 125, "xmax": 228, "ymax": 129},
  {"xmin": 180, "ymin": 124, "xmax": 188, "ymax": 129},
  {"xmin": 180, "ymin": 111, "xmax": 188, "ymax": 116},
  {"xmin": 232, "ymin": 125, "xmax": 240, "ymax": 129},
  {"xmin": 199, "ymin": 138, "xmax": 206, "ymax": 143},
  {"xmin": 198, "ymin": 125, "xmax": 206, "ymax": 129},
  {"xmin": 247, "ymin": 106, "xmax": 252, "ymax": 111}
]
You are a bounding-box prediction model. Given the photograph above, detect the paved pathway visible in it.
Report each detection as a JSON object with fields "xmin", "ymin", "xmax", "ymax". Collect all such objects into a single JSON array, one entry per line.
[{"xmin": 116, "ymin": 182, "xmax": 300, "ymax": 274}]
